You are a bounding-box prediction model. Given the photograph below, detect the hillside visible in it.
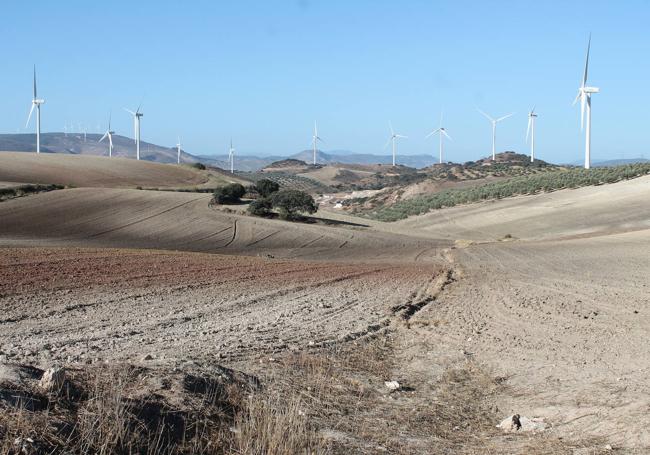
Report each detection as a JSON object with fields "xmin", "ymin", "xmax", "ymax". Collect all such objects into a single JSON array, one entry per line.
[{"xmin": 0, "ymin": 152, "xmax": 245, "ymax": 189}]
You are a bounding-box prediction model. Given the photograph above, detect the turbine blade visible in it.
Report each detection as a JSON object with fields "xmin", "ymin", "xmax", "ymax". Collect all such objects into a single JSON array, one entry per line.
[
  {"xmin": 124, "ymin": 108, "xmax": 135, "ymax": 115},
  {"xmin": 396, "ymin": 134, "xmax": 407, "ymax": 139},
  {"xmin": 383, "ymin": 138, "xmax": 392, "ymax": 150},
  {"xmin": 108, "ymin": 134, "xmax": 113, "ymax": 148},
  {"xmin": 25, "ymin": 104, "xmax": 35, "ymax": 128},
  {"xmin": 572, "ymin": 91, "xmax": 582, "ymax": 106},
  {"xmin": 582, "ymin": 34, "xmax": 591, "ymax": 88},
  {"xmin": 425, "ymin": 129, "xmax": 439, "ymax": 139},
  {"xmin": 442, "ymin": 130, "xmax": 452, "ymax": 141},
  {"xmin": 439, "ymin": 110, "xmax": 444, "ymax": 127},
  {"xmin": 477, "ymin": 108, "xmax": 494, "ymax": 122},
  {"xmin": 389, "ymin": 121, "xmax": 394, "ymax": 136},
  {"xmin": 496, "ymin": 113, "xmax": 514, "ymax": 122},
  {"xmin": 99, "ymin": 131, "xmax": 108, "ymax": 143},
  {"xmin": 33, "ymin": 65, "xmax": 37, "ymax": 99},
  {"xmin": 526, "ymin": 117, "xmax": 532, "ymax": 143}
]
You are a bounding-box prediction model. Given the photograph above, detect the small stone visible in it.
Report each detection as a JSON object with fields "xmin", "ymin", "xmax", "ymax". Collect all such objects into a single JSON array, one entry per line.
[
  {"xmin": 142, "ymin": 354, "xmax": 153, "ymax": 361},
  {"xmin": 384, "ymin": 380, "xmax": 400, "ymax": 391}
]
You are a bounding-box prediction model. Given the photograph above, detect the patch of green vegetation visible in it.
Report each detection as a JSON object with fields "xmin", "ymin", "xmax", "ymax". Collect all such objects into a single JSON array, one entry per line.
[
  {"xmin": 243, "ymin": 172, "xmax": 333, "ymax": 194},
  {"xmin": 0, "ymin": 184, "xmax": 65, "ymax": 201},
  {"xmin": 363, "ymin": 164, "xmax": 650, "ymax": 222}
]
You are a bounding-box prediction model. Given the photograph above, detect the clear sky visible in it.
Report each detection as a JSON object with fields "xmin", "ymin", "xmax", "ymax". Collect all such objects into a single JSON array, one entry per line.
[{"xmin": 2, "ymin": 0, "xmax": 649, "ymax": 163}]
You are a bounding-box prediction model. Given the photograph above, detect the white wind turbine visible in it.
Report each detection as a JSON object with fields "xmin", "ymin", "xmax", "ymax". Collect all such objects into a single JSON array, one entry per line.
[
  {"xmin": 311, "ymin": 122, "xmax": 323, "ymax": 165},
  {"xmin": 99, "ymin": 113, "xmax": 115, "ymax": 157},
  {"xmin": 124, "ymin": 104, "xmax": 143, "ymax": 160},
  {"xmin": 176, "ymin": 137, "xmax": 182, "ymax": 164},
  {"xmin": 25, "ymin": 65, "xmax": 45, "ymax": 154},
  {"xmin": 425, "ymin": 112, "xmax": 452, "ymax": 164},
  {"xmin": 526, "ymin": 107, "xmax": 538, "ymax": 162},
  {"xmin": 228, "ymin": 139, "xmax": 235, "ymax": 173},
  {"xmin": 478, "ymin": 109, "xmax": 514, "ymax": 160},
  {"xmin": 385, "ymin": 122, "xmax": 407, "ymax": 166},
  {"xmin": 573, "ymin": 35, "xmax": 599, "ymax": 169}
]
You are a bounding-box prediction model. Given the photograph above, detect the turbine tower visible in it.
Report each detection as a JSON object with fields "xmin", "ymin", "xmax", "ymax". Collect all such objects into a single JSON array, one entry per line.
[
  {"xmin": 311, "ymin": 122, "xmax": 323, "ymax": 165},
  {"xmin": 98, "ymin": 113, "xmax": 115, "ymax": 157},
  {"xmin": 25, "ymin": 65, "xmax": 45, "ymax": 154},
  {"xmin": 478, "ymin": 109, "xmax": 513, "ymax": 160},
  {"xmin": 228, "ymin": 139, "xmax": 235, "ymax": 174},
  {"xmin": 573, "ymin": 35, "xmax": 599, "ymax": 169},
  {"xmin": 425, "ymin": 112, "xmax": 452, "ymax": 164},
  {"xmin": 176, "ymin": 137, "xmax": 182, "ymax": 164},
  {"xmin": 526, "ymin": 107, "xmax": 538, "ymax": 162},
  {"xmin": 385, "ymin": 122, "xmax": 407, "ymax": 166},
  {"xmin": 124, "ymin": 104, "xmax": 143, "ymax": 160}
]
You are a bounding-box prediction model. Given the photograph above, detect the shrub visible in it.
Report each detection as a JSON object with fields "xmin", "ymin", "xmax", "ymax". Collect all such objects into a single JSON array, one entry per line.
[
  {"xmin": 255, "ymin": 179, "xmax": 280, "ymax": 198},
  {"xmin": 247, "ymin": 198, "xmax": 273, "ymax": 216},
  {"xmin": 191, "ymin": 162, "xmax": 206, "ymax": 170},
  {"xmin": 270, "ymin": 190, "xmax": 318, "ymax": 220},
  {"xmin": 212, "ymin": 183, "xmax": 246, "ymax": 204}
]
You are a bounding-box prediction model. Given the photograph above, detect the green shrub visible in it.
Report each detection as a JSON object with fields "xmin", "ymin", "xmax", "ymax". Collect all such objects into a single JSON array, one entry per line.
[
  {"xmin": 270, "ymin": 190, "xmax": 318, "ymax": 220},
  {"xmin": 255, "ymin": 179, "xmax": 280, "ymax": 198},
  {"xmin": 212, "ymin": 183, "xmax": 246, "ymax": 204},
  {"xmin": 191, "ymin": 162, "xmax": 206, "ymax": 170},
  {"xmin": 247, "ymin": 198, "xmax": 273, "ymax": 216}
]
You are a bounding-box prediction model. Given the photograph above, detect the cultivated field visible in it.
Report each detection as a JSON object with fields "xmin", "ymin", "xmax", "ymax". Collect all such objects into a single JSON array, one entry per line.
[{"xmin": 0, "ymin": 153, "xmax": 649, "ymax": 453}]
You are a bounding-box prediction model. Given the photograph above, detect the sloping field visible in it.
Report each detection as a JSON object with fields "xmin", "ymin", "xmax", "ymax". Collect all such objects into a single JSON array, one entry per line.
[
  {"xmin": 0, "ymin": 152, "xmax": 209, "ymax": 188},
  {"xmin": 0, "ymin": 187, "xmax": 444, "ymax": 261},
  {"xmin": 397, "ymin": 174, "xmax": 650, "ymax": 241}
]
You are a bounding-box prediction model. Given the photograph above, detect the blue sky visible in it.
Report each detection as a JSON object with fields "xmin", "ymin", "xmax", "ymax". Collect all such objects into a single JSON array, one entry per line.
[{"xmin": 1, "ymin": 0, "xmax": 649, "ymax": 163}]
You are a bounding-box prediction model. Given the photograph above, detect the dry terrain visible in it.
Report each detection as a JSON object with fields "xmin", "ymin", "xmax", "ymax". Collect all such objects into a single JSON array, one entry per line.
[{"xmin": 1, "ymin": 153, "xmax": 649, "ymax": 453}]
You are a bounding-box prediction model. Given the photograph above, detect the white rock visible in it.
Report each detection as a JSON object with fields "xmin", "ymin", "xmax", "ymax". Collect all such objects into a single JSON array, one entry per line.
[
  {"xmin": 39, "ymin": 367, "xmax": 65, "ymax": 393},
  {"xmin": 384, "ymin": 380, "xmax": 400, "ymax": 391}
]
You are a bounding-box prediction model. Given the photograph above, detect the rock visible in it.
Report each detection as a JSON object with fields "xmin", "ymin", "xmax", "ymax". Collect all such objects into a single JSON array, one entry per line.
[
  {"xmin": 497, "ymin": 414, "xmax": 546, "ymax": 432},
  {"xmin": 384, "ymin": 380, "xmax": 400, "ymax": 392},
  {"xmin": 142, "ymin": 354, "xmax": 153, "ymax": 361},
  {"xmin": 39, "ymin": 367, "xmax": 65, "ymax": 393}
]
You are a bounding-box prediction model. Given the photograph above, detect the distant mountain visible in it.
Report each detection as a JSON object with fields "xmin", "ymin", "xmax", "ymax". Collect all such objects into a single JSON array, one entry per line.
[
  {"xmin": 194, "ymin": 154, "xmax": 283, "ymax": 172},
  {"xmin": 0, "ymin": 133, "xmax": 202, "ymax": 165},
  {"xmin": 290, "ymin": 150, "xmax": 438, "ymax": 168}
]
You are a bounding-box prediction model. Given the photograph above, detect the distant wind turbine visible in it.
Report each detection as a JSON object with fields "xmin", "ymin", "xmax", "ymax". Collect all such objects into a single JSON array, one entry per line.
[
  {"xmin": 425, "ymin": 112, "xmax": 452, "ymax": 164},
  {"xmin": 526, "ymin": 107, "xmax": 538, "ymax": 162},
  {"xmin": 228, "ymin": 139, "xmax": 235, "ymax": 173},
  {"xmin": 176, "ymin": 137, "xmax": 182, "ymax": 164},
  {"xmin": 124, "ymin": 104, "xmax": 143, "ymax": 160},
  {"xmin": 478, "ymin": 109, "xmax": 513, "ymax": 160},
  {"xmin": 99, "ymin": 113, "xmax": 115, "ymax": 158},
  {"xmin": 573, "ymin": 35, "xmax": 599, "ymax": 169},
  {"xmin": 385, "ymin": 122, "xmax": 407, "ymax": 166},
  {"xmin": 25, "ymin": 65, "xmax": 45, "ymax": 154},
  {"xmin": 311, "ymin": 122, "xmax": 323, "ymax": 165}
]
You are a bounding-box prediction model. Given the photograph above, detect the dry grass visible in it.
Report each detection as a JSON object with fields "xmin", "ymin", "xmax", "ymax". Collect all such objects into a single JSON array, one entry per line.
[{"xmin": 1, "ymin": 338, "xmax": 604, "ymax": 454}]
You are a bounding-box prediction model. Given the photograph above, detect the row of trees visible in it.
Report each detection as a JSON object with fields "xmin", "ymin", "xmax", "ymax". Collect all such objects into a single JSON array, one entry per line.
[
  {"xmin": 366, "ymin": 163, "xmax": 650, "ymax": 222},
  {"xmin": 211, "ymin": 179, "xmax": 317, "ymax": 221}
]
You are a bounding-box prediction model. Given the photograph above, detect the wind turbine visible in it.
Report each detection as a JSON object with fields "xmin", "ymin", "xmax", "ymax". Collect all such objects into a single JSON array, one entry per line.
[
  {"xmin": 526, "ymin": 107, "xmax": 538, "ymax": 162},
  {"xmin": 228, "ymin": 139, "xmax": 235, "ymax": 173},
  {"xmin": 99, "ymin": 113, "xmax": 115, "ymax": 157},
  {"xmin": 573, "ymin": 35, "xmax": 599, "ymax": 169},
  {"xmin": 25, "ymin": 65, "xmax": 45, "ymax": 154},
  {"xmin": 425, "ymin": 112, "xmax": 452, "ymax": 164},
  {"xmin": 385, "ymin": 122, "xmax": 407, "ymax": 166},
  {"xmin": 311, "ymin": 122, "xmax": 324, "ymax": 165},
  {"xmin": 478, "ymin": 109, "xmax": 513, "ymax": 160},
  {"xmin": 124, "ymin": 104, "xmax": 143, "ymax": 160},
  {"xmin": 176, "ymin": 137, "xmax": 182, "ymax": 164}
]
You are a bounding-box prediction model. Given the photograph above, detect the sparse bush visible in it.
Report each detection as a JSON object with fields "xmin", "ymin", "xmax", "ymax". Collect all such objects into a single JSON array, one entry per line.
[
  {"xmin": 255, "ymin": 179, "xmax": 280, "ymax": 198},
  {"xmin": 270, "ymin": 190, "xmax": 318, "ymax": 220},
  {"xmin": 247, "ymin": 197, "xmax": 273, "ymax": 217},
  {"xmin": 191, "ymin": 162, "xmax": 206, "ymax": 170},
  {"xmin": 212, "ymin": 183, "xmax": 246, "ymax": 204}
]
